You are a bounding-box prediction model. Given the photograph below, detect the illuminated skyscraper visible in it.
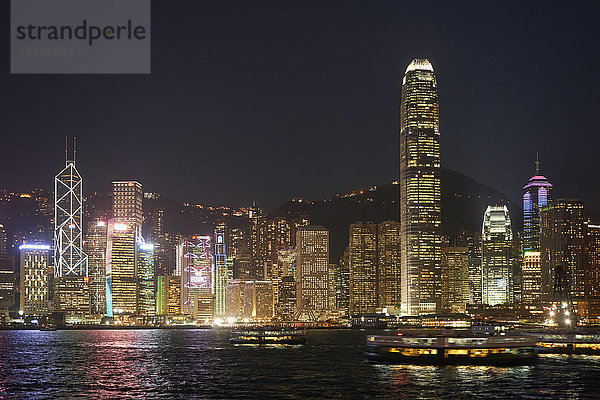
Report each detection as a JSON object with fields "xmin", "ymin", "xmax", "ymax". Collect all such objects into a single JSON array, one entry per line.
[
  {"xmin": 156, "ymin": 275, "xmax": 181, "ymax": 316},
  {"xmin": 214, "ymin": 226, "xmax": 229, "ymax": 317},
  {"xmin": 522, "ymin": 157, "xmax": 552, "ymax": 304},
  {"xmin": 0, "ymin": 254, "xmax": 16, "ymax": 313},
  {"xmin": 54, "ymin": 142, "xmax": 89, "ymax": 317},
  {"xmin": 585, "ymin": 223, "xmax": 600, "ymax": 297},
  {"xmin": 112, "ymin": 181, "xmax": 143, "ymax": 232},
  {"xmin": 481, "ymin": 206, "xmax": 513, "ymax": 306},
  {"xmin": 225, "ymin": 279, "xmax": 273, "ymax": 320},
  {"xmin": 540, "ymin": 200, "xmax": 585, "ymax": 298},
  {"xmin": 399, "ymin": 59, "xmax": 442, "ymax": 315},
  {"xmin": 106, "ymin": 220, "xmax": 137, "ymax": 316},
  {"xmin": 84, "ymin": 219, "xmax": 107, "ymax": 315},
  {"xmin": 377, "ymin": 221, "xmax": 401, "ymax": 308},
  {"xmin": 295, "ymin": 226, "xmax": 329, "ymax": 319},
  {"xmin": 137, "ymin": 242, "xmax": 155, "ymax": 317},
  {"xmin": 275, "ymin": 276, "xmax": 296, "ymax": 320},
  {"xmin": 441, "ymin": 247, "xmax": 470, "ymax": 312},
  {"xmin": 179, "ymin": 236, "xmax": 214, "ymax": 316},
  {"xmin": 349, "ymin": 222, "xmax": 378, "ymax": 314},
  {"xmin": 268, "ymin": 247, "xmax": 295, "ymax": 309},
  {"xmin": 0, "ymin": 224, "xmax": 7, "ymax": 254},
  {"xmin": 19, "ymin": 244, "xmax": 52, "ymax": 314}
]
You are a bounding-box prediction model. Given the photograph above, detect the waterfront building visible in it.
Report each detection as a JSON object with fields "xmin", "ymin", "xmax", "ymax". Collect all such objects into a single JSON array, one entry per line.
[
  {"xmin": 156, "ymin": 275, "xmax": 181, "ymax": 316},
  {"xmin": 245, "ymin": 280, "xmax": 274, "ymax": 320},
  {"xmin": 178, "ymin": 236, "xmax": 214, "ymax": 316},
  {"xmin": 84, "ymin": 219, "xmax": 107, "ymax": 315},
  {"xmin": 522, "ymin": 158, "xmax": 552, "ymax": 304},
  {"xmin": 225, "ymin": 279, "xmax": 273, "ymax": 320},
  {"xmin": 441, "ymin": 247, "xmax": 470, "ymax": 312},
  {"xmin": 540, "ymin": 199, "xmax": 585, "ymax": 298},
  {"xmin": 348, "ymin": 221, "xmax": 400, "ymax": 314},
  {"xmin": 586, "ymin": 223, "xmax": 600, "ymax": 297},
  {"xmin": 295, "ymin": 226, "xmax": 329, "ymax": 318},
  {"xmin": 214, "ymin": 227, "xmax": 229, "ymax": 317},
  {"xmin": 19, "ymin": 244, "xmax": 52, "ymax": 314},
  {"xmin": 399, "ymin": 59, "xmax": 442, "ymax": 315},
  {"xmin": 106, "ymin": 220, "xmax": 137, "ymax": 316},
  {"xmin": 193, "ymin": 294, "xmax": 215, "ymax": 323},
  {"xmin": 137, "ymin": 242, "xmax": 155, "ymax": 317},
  {"xmin": 54, "ymin": 146, "xmax": 89, "ymax": 317},
  {"xmin": 268, "ymin": 247, "xmax": 295, "ymax": 308},
  {"xmin": 481, "ymin": 206, "xmax": 513, "ymax": 306},
  {"xmin": 0, "ymin": 254, "xmax": 16, "ymax": 314},
  {"xmin": 275, "ymin": 276, "xmax": 296, "ymax": 320}
]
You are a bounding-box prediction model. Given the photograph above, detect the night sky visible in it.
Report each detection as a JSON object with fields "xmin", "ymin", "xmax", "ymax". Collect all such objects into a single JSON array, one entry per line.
[{"xmin": 1, "ymin": 1, "xmax": 599, "ymax": 215}]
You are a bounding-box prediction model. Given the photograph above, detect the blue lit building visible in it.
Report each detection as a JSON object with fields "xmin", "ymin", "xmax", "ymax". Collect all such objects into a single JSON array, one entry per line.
[{"xmin": 522, "ymin": 158, "xmax": 552, "ymax": 304}]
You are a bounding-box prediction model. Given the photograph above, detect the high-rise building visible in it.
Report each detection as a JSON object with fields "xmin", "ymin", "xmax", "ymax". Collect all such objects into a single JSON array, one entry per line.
[
  {"xmin": 295, "ymin": 226, "xmax": 329, "ymax": 319},
  {"xmin": 456, "ymin": 229, "xmax": 482, "ymax": 304},
  {"xmin": 377, "ymin": 221, "xmax": 401, "ymax": 308},
  {"xmin": 0, "ymin": 254, "xmax": 16, "ymax": 313},
  {"xmin": 540, "ymin": 200, "xmax": 586, "ymax": 298},
  {"xmin": 137, "ymin": 242, "xmax": 155, "ymax": 317},
  {"xmin": 54, "ymin": 145, "xmax": 89, "ymax": 317},
  {"xmin": 179, "ymin": 236, "xmax": 214, "ymax": 316},
  {"xmin": 349, "ymin": 222, "xmax": 378, "ymax": 314},
  {"xmin": 19, "ymin": 244, "xmax": 52, "ymax": 314},
  {"xmin": 248, "ymin": 204, "xmax": 264, "ymax": 278},
  {"xmin": 399, "ymin": 59, "xmax": 442, "ymax": 315},
  {"xmin": 84, "ymin": 219, "xmax": 107, "ymax": 315},
  {"xmin": 522, "ymin": 251, "xmax": 542, "ymax": 304},
  {"xmin": 225, "ymin": 279, "xmax": 273, "ymax": 320},
  {"xmin": 275, "ymin": 276, "xmax": 296, "ymax": 320},
  {"xmin": 234, "ymin": 245, "xmax": 254, "ymax": 279},
  {"xmin": 586, "ymin": 223, "xmax": 600, "ymax": 298},
  {"xmin": 214, "ymin": 227, "xmax": 229, "ymax": 317},
  {"xmin": 268, "ymin": 247, "xmax": 295, "ymax": 309},
  {"xmin": 106, "ymin": 220, "xmax": 137, "ymax": 316},
  {"xmin": 112, "ymin": 181, "xmax": 143, "ymax": 232},
  {"xmin": 522, "ymin": 158, "xmax": 552, "ymax": 304},
  {"xmin": 481, "ymin": 206, "xmax": 513, "ymax": 306},
  {"xmin": 348, "ymin": 221, "xmax": 400, "ymax": 315},
  {"xmin": 334, "ymin": 247, "xmax": 350, "ymax": 313},
  {"xmin": 156, "ymin": 275, "xmax": 181, "ymax": 316},
  {"xmin": 441, "ymin": 247, "xmax": 470, "ymax": 312},
  {"xmin": 0, "ymin": 224, "xmax": 7, "ymax": 254}
]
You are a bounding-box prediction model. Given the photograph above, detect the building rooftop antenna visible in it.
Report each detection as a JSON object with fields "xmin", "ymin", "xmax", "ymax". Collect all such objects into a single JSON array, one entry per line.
[
  {"xmin": 74, "ymin": 136, "xmax": 77, "ymax": 165},
  {"xmin": 65, "ymin": 136, "xmax": 68, "ymax": 165},
  {"xmin": 535, "ymin": 152, "xmax": 540, "ymax": 175}
]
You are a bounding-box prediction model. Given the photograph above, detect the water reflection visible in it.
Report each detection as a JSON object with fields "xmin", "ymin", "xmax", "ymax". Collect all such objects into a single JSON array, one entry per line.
[{"xmin": 0, "ymin": 330, "xmax": 598, "ymax": 399}]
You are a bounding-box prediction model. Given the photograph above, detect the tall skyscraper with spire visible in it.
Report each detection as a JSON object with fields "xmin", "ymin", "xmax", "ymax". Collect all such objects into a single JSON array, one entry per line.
[
  {"xmin": 399, "ymin": 59, "xmax": 441, "ymax": 315},
  {"xmin": 522, "ymin": 155, "xmax": 552, "ymax": 304},
  {"xmin": 54, "ymin": 137, "xmax": 90, "ymax": 318}
]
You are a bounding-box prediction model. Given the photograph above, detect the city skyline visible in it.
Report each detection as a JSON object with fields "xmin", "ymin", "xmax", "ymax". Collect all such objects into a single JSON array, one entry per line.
[{"xmin": 1, "ymin": 2, "xmax": 600, "ymax": 215}]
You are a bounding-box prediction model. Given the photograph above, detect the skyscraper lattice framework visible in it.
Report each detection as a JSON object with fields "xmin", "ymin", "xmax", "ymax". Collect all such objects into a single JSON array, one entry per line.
[{"xmin": 54, "ymin": 139, "xmax": 88, "ymax": 278}]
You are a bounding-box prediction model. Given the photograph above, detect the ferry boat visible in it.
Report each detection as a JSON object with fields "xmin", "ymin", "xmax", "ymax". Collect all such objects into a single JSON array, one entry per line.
[
  {"xmin": 230, "ymin": 327, "xmax": 306, "ymax": 344},
  {"xmin": 531, "ymin": 333, "xmax": 600, "ymax": 355},
  {"xmin": 366, "ymin": 331, "xmax": 538, "ymax": 365}
]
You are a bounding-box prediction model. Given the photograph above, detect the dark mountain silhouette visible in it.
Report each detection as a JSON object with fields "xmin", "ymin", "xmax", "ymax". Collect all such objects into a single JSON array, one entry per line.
[{"xmin": 269, "ymin": 169, "xmax": 522, "ymax": 262}]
